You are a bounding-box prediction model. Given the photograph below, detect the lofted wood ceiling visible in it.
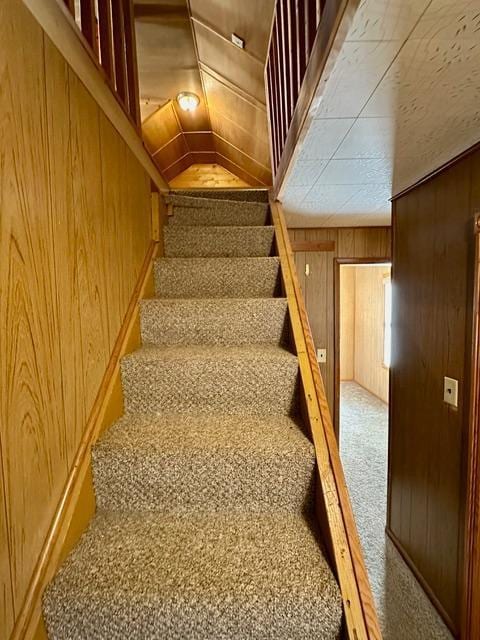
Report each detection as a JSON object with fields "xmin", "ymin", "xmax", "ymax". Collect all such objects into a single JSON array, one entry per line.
[{"xmin": 135, "ymin": 0, "xmax": 275, "ymax": 186}]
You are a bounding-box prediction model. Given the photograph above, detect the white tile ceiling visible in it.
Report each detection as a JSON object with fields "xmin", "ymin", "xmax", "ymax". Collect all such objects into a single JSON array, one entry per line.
[{"xmin": 281, "ymin": 0, "xmax": 480, "ymax": 227}]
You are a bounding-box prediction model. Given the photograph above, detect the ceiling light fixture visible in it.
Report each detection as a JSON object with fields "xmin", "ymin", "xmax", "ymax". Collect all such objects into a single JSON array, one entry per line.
[{"xmin": 177, "ymin": 92, "xmax": 200, "ymax": 112}]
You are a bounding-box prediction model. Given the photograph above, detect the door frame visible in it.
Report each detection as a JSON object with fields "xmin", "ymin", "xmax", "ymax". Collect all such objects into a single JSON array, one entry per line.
[
  {"xmin": 462, "ymin": 214, "xmax": 480, "ymax": 638},
  {"xmin": 333, "ymin": 257, "xmax": 391, "ymax": 439}
]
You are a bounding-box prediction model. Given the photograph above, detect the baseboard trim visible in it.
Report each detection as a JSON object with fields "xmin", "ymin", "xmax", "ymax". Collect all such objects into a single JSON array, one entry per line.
[
  {"xmin": 11, "ymin": 239, "xmax": 161, "ymax": 640},
  {"xmin": 385, "ymin": 526, "xmax": 458, "ymax": 637}
]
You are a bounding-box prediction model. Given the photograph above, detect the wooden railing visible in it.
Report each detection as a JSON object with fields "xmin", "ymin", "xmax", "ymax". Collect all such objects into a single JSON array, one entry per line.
[
  {"xmin": 271, "ymin": 200, "xmax": 382, "ymax": 639},
  {"xmin": 61, "ymin": 0, "xmax": 140, "ymax": 127},
  {"xmin": 265, "ymin": 0, "xmax": 358, "ymax": 193}
]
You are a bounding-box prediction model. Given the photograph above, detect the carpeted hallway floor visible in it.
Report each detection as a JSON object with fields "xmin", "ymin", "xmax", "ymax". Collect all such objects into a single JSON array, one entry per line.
[{"xmin": 339, "ymin": 381, "xmax": 452, "ymax": 640}]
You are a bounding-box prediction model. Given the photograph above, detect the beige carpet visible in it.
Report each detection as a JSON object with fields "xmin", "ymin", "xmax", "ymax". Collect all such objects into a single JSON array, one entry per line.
[{"xmin": 42, "ymin": 191, "xmax": 343, "ymax": 639}]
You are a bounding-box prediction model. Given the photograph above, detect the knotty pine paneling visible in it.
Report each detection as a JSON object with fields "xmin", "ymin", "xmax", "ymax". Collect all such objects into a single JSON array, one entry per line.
[
  {"xmin": 289, "ymin": 227, "xmax": 391, "ymax": 411},
  {"xmin": 353, "ymin": 266, "xmax": 390, "ymax": 403},
  {"xmin": 0, "ymin": 3, "xmax": 154, "ymax": 636},
  {"xmin": 339, "ymin": 266, "xmax": 355, "ymax": 381}
]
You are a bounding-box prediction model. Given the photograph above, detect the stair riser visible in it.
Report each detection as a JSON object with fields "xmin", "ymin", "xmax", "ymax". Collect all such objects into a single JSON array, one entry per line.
[
  {"xmin": 170, "ymin": 189, "xmax": 269, "ymax": 202},
  {"xmin": 165, "ymin": 226, "xmax": 275, "ymax": 258},
  {"xmin": 169, "ymin": 205, "xmax": 268, "ymax": 227},
  {"xmin": 121, "ymin": 360, "xmax": 299, "ymax": 416},
  {"xmin": 140, "ymin": 299, "xmax": 289, "ymax": 346},
  {"xmin": 154, "ymin": 258, "xmax": 281, "ymax": 299},
  {"xmin": 92, "ymin": 452, "xmax": 315, "ymax": 514}
]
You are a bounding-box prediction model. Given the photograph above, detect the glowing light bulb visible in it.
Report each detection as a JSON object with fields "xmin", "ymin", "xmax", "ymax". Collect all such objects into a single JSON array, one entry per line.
[{"xmin": 177, "ymin": 92, "xmax": 200, "ymax": 112}]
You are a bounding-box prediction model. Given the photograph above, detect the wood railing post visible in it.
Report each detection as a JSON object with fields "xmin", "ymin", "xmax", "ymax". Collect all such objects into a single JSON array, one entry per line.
[
  {"xmin": 123, "ymin": 0, "xmax": 141, "ymax": 127},
  {"xmin": 80, "ymin": 0, "xmax": 99, "ymax": 56},
  {"xmin": 111, "ymin": 0, "xmax": 128, "ymax": 107},
  {"xmin": 98, "ymin": 0, "xmax": 114, "ymax": 82}
]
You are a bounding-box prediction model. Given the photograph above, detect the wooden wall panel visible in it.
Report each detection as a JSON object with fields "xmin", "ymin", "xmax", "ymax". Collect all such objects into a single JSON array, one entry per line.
[
  {"xmin": 354, "ymin": 266, "xmax": 390, "ymax": 403},
  {"xmin": 169, "ymin": 163, "xmax": 250, "ymax": 189},
  {"xmin": 0, "ymin": 3, "xmax": 154, "ymax": 636},
  {"xmin": 389, "ymin": 149, "xmax": 480, "ymax": 632},
  {"xmin": 339, "ymin": 266, "xmax": 355, "ymax": 381},
  {"xmin": 289, "ymin": 226, "xmax": 391, "ymax": 411}
]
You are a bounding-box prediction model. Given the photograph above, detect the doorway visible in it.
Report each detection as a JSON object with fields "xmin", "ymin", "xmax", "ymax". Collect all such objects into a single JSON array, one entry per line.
[{"xmin": 335, "ymin": 260, "xmax": 453, "ymax": 638}]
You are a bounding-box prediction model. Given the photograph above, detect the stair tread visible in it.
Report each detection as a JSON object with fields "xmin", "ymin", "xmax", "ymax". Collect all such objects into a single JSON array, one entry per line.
[
  {"xmin": 165, "ymin": 225, "xmax": 275, "ymax": 258},
  {"xmin": 43, "ymin": 511, "xmax": 342, "ymax": 638},
  {"xmin": 122, "ymin": 343, "xmax": 297, "ymax": 364},
  {"xmin": 95, "ymin": 413, "xmax": 311, "ymax": 455}
]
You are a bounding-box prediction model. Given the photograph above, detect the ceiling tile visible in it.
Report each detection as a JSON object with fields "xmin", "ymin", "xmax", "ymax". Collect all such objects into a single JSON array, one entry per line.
[
  {"xmin": 410, "ymin": 0, "xmax": 480, "ymax": 41},
  {"xmin": 334, "ymin": 117, "xmax": 395, "ymax": 159},
  {"xmin": 337, "ymin": 184, "xmax": 392, "ymax": 214},
  {"xmin": 346, "ymin": 0, "xmax": 431, "ymax": 42},
  {"xmin": 299, "ymin": 118, "xmax": 355, "ymax": 160},
  {"xmin": 285, "ymin": 159, "xmax": 329, "ymax": 187},
  {"xmin": 315, "ymin": 159, "xmax": 393, "ymax": 185},
  {"xmin": 312, "ymin": 41, "xmax": 402, "ymax": 119},
  {"xmin": 302, "ymin": 184, "xmax": 360, "ymax": 210}
]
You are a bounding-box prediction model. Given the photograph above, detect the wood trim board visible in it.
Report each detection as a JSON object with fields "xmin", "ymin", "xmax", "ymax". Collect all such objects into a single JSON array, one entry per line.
[{"xmin": 271, "ymin": 201, "xmax": 382, "ymax": 639}]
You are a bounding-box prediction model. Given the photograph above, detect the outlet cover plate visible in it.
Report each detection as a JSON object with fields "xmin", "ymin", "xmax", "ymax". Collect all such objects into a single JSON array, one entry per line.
[
  {"xmin": 444, "ymin": 376, "xmax": 458, "ymax": 407},
  {"xmin": 317, "ymin": 348, "xmax": 327, "ymax": 363}
]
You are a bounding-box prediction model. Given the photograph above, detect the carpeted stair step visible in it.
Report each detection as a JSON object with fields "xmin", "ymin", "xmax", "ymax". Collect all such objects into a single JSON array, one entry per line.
[
  {"xmin": 43, "ymin": 510, "xmax": 343, "ymax": 640},
  {"xmin": 92, "ymin": 414, "xmax": 314, "ymax": 514},
  {"xmin": 121, "ymin": 344, "xmax": 299, "ymax": 416},
  {"xmin": 165, "ymin": 225, "xmax": 275, "ymax": 257},
  {"xmin": 140, "ymin": 298, "xmax": 289, "ymax": 346},
  {"xmin": 172, "ymin": 188, "xmax": 269, "ymax": 202},
  {"xmin": 166, "ymin": 194, "xmax": 269, "ymax": 226},
  {"xmin": 154, "ymin": 257, "xmax": 282, "ymax": 299}
]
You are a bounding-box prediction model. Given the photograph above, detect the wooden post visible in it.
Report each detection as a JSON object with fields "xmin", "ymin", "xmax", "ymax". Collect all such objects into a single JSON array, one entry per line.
[
  {"xmin": 80, "ymin": 0, "xmax": 99, "ymax": 57},
  {"xmin": 123, "ymin": 0, "xmax": 141, "ymax": 127},
  {"xmin": 98, "ymin": 0, "xmax": 114, "ymax": 81}
]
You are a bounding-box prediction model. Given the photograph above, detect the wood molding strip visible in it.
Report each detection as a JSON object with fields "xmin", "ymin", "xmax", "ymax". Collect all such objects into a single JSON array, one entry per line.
[
  {"xmin": 215, "ymin": 153, "xmax": 267, "ymax": 187},
  {"xmin": 191, "ymin": 15, "xmax": 264, "ymax": 66},
  {"xmin": 212, "ymin": 132, "xmax": 272, "ymax": 174},
  {"xmin": 11, "ymin": 239, "xmax": 162, "ymax": 640},
  {"xmin": 198, "ymin": 61, "xmax": 267, "ymax": 112},
  {"xmin": 462, "ymin": 213, "xmax": 480, "ymax": 638},
  {"xmin": 22, "ymin": 0, "xmax": 169, "ymax": 192},
  {"xmin": 271, "ymin": 200, "xmax": 382, "ymax": 639},
  {"xmin": 291, "ymin": 240, "xmax": 335, "ymax": 252}
]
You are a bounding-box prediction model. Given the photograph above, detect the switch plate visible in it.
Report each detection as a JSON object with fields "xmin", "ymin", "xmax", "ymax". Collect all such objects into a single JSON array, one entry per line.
[
  {"xmin": 444, "ymin": 376, "xmax": 458, "ymax": 408},
  {"xmin": 305, "ymin": 263, "xmax": 310, "ymax": 276},
  {"xmin": 317, "ymin": 348, "xmax": 327, "ymax": 363},
  {"xmin": 231, "ymin": 33, "xmax": 245, "ymax": 48}
]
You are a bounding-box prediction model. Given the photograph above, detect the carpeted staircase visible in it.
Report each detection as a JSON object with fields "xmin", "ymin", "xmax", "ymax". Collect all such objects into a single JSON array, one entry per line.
[{"xmin": 43, "ymin": 190, "xmax": 343, "ymax": 639}]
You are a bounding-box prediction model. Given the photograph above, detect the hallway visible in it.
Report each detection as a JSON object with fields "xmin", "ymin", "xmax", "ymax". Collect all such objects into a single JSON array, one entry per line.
[{"xmin": 340, "ymin": 382, "xmax": 452, "ymax": 640}]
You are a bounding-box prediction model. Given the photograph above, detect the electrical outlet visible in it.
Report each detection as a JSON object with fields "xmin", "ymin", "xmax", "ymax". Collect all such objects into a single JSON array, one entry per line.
[
  {"xmin": 317, "ymin": 348, "xmax": 327, "ymax": 363},
  {"xmin": 444, "ymin": 376, "xmax": 458, "ymax": 408}
]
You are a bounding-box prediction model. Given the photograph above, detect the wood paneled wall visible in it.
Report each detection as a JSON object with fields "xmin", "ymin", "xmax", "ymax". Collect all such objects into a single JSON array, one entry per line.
[
  {"xmin": 289, "ymin": 227, "xmax": 391, "ymax": 411},
  {"xmin": 354, "ymin": 266, "xmax": 390, "ymax": 403},
  {"xmin": 339, "ymin": 266, "xmax": 355, "ymax": 381},
  {"xmin": 389, "ymin": 147, "xmax": 480, "ymax": 633},
  {"xmin": 0, "ymin": 1, "xmax": 153, "ymax": 636}
]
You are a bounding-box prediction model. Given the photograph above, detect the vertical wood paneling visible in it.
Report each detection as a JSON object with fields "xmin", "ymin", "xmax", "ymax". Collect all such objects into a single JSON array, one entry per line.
[
  {"xmin": 290, "ymin": 226, "xmax": 391, "ymax": 411},
  {"xmin": 353, "ymin": 266, "xmax": 390, "ymax": 402},
  {"xmin": 390, "ymin": 153, "xmax": 477, "ymax": 631},
  {"xmin": 0, "ymin": 4, "xmax": 68, "ymax": 625},
  {"xmin": 0, "ymin": 3, "xmax": 154, "ymax": 635},
  {"xmin": 339, "ymin": 266, "xmax": 355, "ymax": 380}
]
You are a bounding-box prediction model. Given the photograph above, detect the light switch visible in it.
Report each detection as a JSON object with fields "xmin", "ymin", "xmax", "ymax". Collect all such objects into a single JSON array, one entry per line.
[
  {"xmin": 444, "ymin": 376, "xmax": 458, "ymax": 408},
  {"xmin": 305, "ymin": 263, "xmax": 310, "ymax": 276},
  {"xmin": 317, "ymin": 348, "xmax": 327, "ymax": 363}
]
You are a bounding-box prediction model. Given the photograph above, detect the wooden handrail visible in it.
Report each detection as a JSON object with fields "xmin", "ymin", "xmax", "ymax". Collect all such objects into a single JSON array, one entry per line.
[
  {"xmin": 271, "ymin": 200, "xmax": 382, "ymax": 639},
  {"xmin": 265, "ymin": 0, "xmax": 359, "ymax": 196}
]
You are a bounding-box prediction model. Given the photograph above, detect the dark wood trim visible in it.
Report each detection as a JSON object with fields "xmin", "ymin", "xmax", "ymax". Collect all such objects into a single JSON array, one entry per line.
[
  {"xmin": 111, "ymin": 0, "xmax": 128, "ymax": 106},
  {"xmin": 392, "ymin": 141, "xmax": 480, "ymax": 202},
  {"xmin": 80, "ymin": 0, "xmax": 99, "ymax": 56},
  {"xmin": 98, "ymin": 0, "xmax": 114, "ymax": 81},
  {"xmin": 272, "ymin": 0, "xmax": 359, "ymax": 196},
  {"xmin": 386, "ymin": 527, "xmax": 457, "ymax": 635},
  {"xmin": 461, "ymin": 213, "xmax": 480, "ymax": 639},
  {"xmin": 333, "ymin": 257, "xmax": 391, "ymax": 438},
  {"xmin": 63, "ymin": 0, "xmax": 75, "ymax": 15},
  {"xmin": 123, "ymin": 0, "xmax": 141, "ymax": 126},
  {"xmin": 291, "ymin": 240, "xmax": 335, "ymax": 252}
]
